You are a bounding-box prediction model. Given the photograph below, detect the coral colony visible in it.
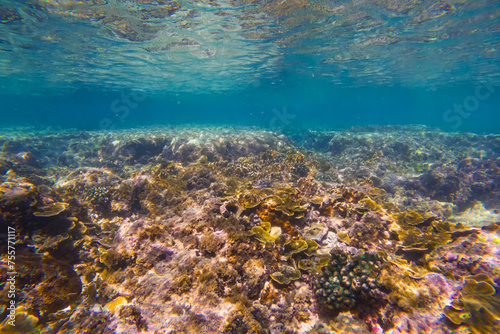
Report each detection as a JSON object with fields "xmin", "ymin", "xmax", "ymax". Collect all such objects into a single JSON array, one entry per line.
[{"xmin": 1, "ymin": 125, "xmax": 500, "ymax": 333}]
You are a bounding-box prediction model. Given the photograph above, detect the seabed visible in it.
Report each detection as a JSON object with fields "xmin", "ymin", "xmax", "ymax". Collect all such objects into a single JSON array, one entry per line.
[{"xmin": 0, "ymin": 125, "xmax": 499, "ymax": 334}]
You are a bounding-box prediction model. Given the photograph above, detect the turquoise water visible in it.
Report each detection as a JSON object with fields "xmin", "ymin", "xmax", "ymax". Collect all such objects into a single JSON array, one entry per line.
[
  {"xmin": 0, "ymin": 0, "xmax": 499, "ymax": 132},
  {"xmin": 3, "ymin": 2, "xmax": 500, "ymax": 333}
]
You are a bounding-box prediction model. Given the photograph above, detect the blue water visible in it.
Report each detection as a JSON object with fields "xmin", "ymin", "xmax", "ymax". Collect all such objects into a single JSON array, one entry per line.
[{"xmin": 1, "ymin": 0, "xmax": 499, "ymax": 132}]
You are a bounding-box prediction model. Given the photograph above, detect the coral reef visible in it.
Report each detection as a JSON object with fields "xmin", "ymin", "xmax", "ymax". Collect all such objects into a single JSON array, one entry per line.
[
  {"xmin": 312, "ymin": 249, "xmax": 384, "ymax": 311},
  {"xmin": 1, "ymin": 125, "xmax": 499, "ymax": 333}
]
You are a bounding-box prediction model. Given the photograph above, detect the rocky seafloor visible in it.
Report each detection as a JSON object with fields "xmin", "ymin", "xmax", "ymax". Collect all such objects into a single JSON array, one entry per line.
[{"xmin": 0, "ymin": 125, "xmax": 499, "ymax": 334}]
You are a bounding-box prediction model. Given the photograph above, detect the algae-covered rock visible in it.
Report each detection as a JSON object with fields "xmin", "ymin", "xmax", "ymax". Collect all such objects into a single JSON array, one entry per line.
[{"xmin": 20, "ymin": 253, "xmax": 82, "ymax": 316}]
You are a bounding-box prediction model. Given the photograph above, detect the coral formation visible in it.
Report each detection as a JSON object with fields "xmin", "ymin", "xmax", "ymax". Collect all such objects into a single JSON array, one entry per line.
[
  {"xmin": 444, "ymin": 274, "xmax": 500, "ymax": 333},
  {"xmin": 85, "ymin": 186, "xmax": 111, "ymax": 207},
  {"xmin": 312, "ymin": 249, "xmax": 384, "ymax": 311},
  {"xmin": 1, "ymin": 126, "xmax": 499, "ymax": 333}
]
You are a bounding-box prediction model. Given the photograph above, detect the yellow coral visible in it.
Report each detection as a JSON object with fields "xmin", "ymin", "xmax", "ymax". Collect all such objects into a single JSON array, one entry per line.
[
  {"xmin": 0, "ymin": 306, "xmax": 38, "ymax": 334},
  {"xmin": 444, "ymin": 274, "xmax": 500, "ymax": 334},
  {"xmin": 283, "ymin": 239, "xmax": 308, "ymax": 259},
  {"xmin": 33, "ymin": 202, "xmax": 68, "ymax": 217},
  {"xmin": 105, "ymin": 296, "xmax": 128, "ymax": 312},
  {"xmin": 251, "ymin": 222, "xmax": 281, "ymax": 244}
]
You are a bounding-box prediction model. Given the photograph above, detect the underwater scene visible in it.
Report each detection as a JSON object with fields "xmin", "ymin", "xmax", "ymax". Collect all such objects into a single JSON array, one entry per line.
[{"xmin": 1, "ymin": 0, "xmax": 500, "ymax": 333}]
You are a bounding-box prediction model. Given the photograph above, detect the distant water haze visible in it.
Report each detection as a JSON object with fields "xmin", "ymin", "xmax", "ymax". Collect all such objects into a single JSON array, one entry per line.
[{"xmin": 1, "ymin": 83, "xmax": 499, "ymax": 133}]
